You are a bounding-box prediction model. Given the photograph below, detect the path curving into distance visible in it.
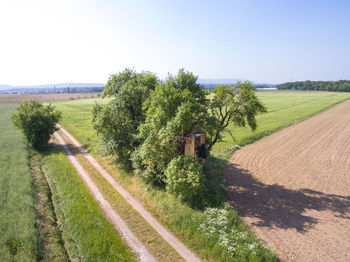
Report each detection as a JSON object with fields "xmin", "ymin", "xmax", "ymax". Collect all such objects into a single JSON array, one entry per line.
[
  {"xmin": 225, "ymin": 99, "xmax": 350, "ymax": 262},
  {"xmin": 56, "ymin": 125, "xmax": 201, "ymax": 262}
]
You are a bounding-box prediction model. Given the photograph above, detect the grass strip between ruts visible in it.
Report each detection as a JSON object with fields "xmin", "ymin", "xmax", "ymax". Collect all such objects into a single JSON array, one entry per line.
[{"xmin": 41, "ymin": 141, "xmax": 136, "ymax": 261}]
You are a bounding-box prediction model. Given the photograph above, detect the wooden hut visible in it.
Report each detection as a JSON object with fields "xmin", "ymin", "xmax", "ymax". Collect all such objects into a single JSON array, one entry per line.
[{"xmin": 184, "ymin": 134, "xmax": 206, "ymax": 162}]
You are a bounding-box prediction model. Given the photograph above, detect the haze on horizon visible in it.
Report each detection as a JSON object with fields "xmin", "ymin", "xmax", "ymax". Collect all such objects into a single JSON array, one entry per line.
[{"xmin": 0, "ymin": 0, "xmax": 349, "ymax": 86}]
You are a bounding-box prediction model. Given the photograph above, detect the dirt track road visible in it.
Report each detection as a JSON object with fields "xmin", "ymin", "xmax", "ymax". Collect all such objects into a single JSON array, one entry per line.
[
  {"xmin": 56, "ymin": 125, "xmax": 201, "ymax": 262},
  {"xmin": 54, "ymin": 132, "xmax": 156, "ymax": 261},
  {"xmin": 225, "ymin": 99, "xmax": 350, "ymax": 262}
]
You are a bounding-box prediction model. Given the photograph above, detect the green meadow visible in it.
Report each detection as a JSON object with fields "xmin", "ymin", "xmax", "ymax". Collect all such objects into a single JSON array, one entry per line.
[
  {"xmin": 0, "ymin": 102, "xmax": 134, "ymax": 261},
  {"xmin": 212, "ymin": 92, "xmax": 350, "ymax": 158},
  {"xmin": 0, "ymin": 104, "xmax": 38, "ymax": 261},
  {"xmin": 51, "ymin": 98, "xmax": 111, "ymax": 152}
]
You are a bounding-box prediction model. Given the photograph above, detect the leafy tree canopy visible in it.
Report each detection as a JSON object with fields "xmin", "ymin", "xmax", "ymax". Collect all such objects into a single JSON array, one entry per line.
[
  {"xmin": 206, "ymin": 81, "xmax": 267, "ymax": 152},
  {"xmin": 103, "ymin": 68, "xmax": 158, "ymax": 98},
  {"xmin": 92, "ymin": 69, "xmax": 158, "ymax": 169},
  {"xmin": 132, "ymin": 71, "xmax": 266, "ymax": 189},
  {"xmin": 93, "ymin": 68, "xmax": 266, "ymax": 206},
  {"xmin": 12, "ymin": 100, "xmax": 61, "ymax": 150},
  {"xmin": 132, "ymin": 69, "xmax": 208, "ymax": 185}
]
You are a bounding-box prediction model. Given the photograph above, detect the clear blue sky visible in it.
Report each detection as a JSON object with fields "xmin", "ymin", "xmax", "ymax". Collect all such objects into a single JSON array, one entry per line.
[{"xmin": 0, "ymin": 0, "xmax": 349, "ymax": 85}]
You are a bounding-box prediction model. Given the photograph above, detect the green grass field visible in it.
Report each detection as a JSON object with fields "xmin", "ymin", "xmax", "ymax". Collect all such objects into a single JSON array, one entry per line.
[
  {"xmin": 0, "ymin": 104, "xmax": 38, "ymax": 261},
  {"xmin": 51, "ymin": 91, "xmax": 350, "ymax": 261},
  {"xmin": 212, "ymin": 92, "xmax": 350, "ymax": 158},
  {"xmin": 52, "ymin": 98, "xmax": 111, "ymax": 152}
]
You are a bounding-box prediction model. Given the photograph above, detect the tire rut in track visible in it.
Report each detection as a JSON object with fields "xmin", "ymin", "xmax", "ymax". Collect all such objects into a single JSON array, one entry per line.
[
  {"xmin": 56, "ymin": 125, "xmax": 201, "ymax": 262},
  {"xmin": 225, "ymin": 99, "xmax": 350, "ymax": 262},
  {"xmin": 54, "ymin": 132, "xmax": 156, "ymax": 262}
]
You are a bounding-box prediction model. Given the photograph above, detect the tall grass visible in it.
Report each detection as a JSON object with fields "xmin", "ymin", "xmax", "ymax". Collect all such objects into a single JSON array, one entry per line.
[
  {"xmin": 29, "ymin": 149, "xmax": 70, "ymax": 262},
  {"xmin": 0, "ymin": 104, "xmax": 38, "ymax": 261}
]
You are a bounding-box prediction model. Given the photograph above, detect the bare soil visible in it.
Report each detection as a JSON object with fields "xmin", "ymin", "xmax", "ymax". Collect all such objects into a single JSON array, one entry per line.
[
  {"xmin": 225, "ymin": 99, "xmax": 350, "ymax": 262},
  {"xmin": 0, "ymin": 93, "xmax": 98, "ymax": 104}
]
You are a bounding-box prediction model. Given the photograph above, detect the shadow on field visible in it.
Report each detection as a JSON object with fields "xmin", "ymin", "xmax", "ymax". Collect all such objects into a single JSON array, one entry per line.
[{"xmin": 225, "ymin": 163, "xmax": 350, "ymax": 232}]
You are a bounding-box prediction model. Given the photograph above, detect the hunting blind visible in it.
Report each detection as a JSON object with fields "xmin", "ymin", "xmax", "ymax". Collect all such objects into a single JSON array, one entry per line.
[{"xmin": 184, "ymin": 134, "xmax": 206, "ymax": 162}]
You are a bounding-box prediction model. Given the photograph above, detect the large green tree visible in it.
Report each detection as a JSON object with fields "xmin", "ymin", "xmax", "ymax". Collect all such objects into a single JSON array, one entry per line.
[
  {"xmin": 92, "ymin": 69, "xmax": 158, "ymax": 169},
  {"xmin": 132, "ymin": 72, "xmax": 266, "ymax": 205},
  {"xmin": 94, "ymin": 68, "xmax": 266, "ymax": 205},
  {"xmin": 206, "ymin": 82, "xmax": 267, "ymax": 152},
  {"xmin": 131, "ymin": 69, "xmax": 208, "ymax": 185}
]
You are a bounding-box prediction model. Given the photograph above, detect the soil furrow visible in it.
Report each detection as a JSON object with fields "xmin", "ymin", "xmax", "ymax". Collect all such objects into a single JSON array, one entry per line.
[{"xmin": 225, "ymin": 99, "xmax": 350, "ymax": 262}]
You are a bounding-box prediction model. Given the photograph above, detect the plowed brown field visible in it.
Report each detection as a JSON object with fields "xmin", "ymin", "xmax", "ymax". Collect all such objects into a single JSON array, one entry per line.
[
  {"xmin": 225, "ymin": 99, "xmax": 350, "ymax": 262},
  {"xmin": 0, "ymin": 93, "xmax": 98, "ymax": 104}
]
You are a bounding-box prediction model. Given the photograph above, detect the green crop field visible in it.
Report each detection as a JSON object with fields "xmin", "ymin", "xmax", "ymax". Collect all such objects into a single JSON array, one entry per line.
[
  {"xmin": 50, "ymin": 98, "xmax": 110, "ymax": 151},
  {"xmin": 0, "ymin": 104, "xmax": 38, "ymax": 261},
  {"xmin": 212, "ymin": 92, "xmax": 350, "ymax": 158}
]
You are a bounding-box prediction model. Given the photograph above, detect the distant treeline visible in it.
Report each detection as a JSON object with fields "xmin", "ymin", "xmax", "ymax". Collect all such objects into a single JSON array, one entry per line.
[
  {"xmin": 0, "ymin": 86, "xmax": 104, "ymax": 94},
  {"xmin": 201, "ymin": 83, "xmax": 275, "ymax": 90},
  {"xmin": 277, "ymin": 80, "xmax": 350, "ymax": 92}
]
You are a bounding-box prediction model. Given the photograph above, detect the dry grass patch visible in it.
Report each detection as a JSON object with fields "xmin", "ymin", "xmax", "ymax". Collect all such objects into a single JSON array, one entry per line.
[{"xmin": 0, "ymin": 93, "xmax": 99, "ymax": 104}]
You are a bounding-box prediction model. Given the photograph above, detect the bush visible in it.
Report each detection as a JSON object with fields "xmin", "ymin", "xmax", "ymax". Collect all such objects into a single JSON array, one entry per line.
[
  {"xmin": 12, "ymin": 100, "xmax": 61, "ymax": 150},
  {"xmin": 198, "ymin": 203, "xmax": 277, "ymax": 261},
  {"xmin": 165, "ymin": 155, "xmax": 205, "ymax": 206},
  {"xmin": 202, "ymin": 156, "xmax": 227, "ymax": 207}
]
